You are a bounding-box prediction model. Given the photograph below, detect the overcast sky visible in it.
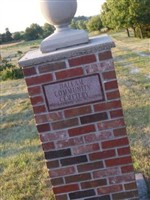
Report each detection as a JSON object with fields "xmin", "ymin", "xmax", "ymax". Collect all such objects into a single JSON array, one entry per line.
[{"xmin": 0, "ymin": 0, "xmax": 106, "ymax": 33}]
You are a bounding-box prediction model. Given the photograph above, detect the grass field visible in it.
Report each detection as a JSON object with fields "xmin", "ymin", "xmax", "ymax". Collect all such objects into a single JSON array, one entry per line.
[{"xmin": 0, "ymin": 31, "xmax": 150, "ymax": 199}]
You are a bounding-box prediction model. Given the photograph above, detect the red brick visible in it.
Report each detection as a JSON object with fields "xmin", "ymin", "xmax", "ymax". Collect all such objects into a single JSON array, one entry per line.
[
  {"xmin": 46, "ymin": 160, "xmax": 60, "ymax": 169},
  {"xmin": 98, "ymin": 51, "xmax": 112, "ymax": 61},
  {"xmin": 65, "ymin": 173, "xmax": 91, "ymax": 184},
  {"xmin": 77, "ymin": 161, "xmax": 104, "ymax": 172},
  {"xmin": 80, "ymin": 112, "xmax": 108, "ymax": 124},
  {"xmin": 93, "ymin": 167, "xmax": 120, "ymax": 179},
  {"xmin": 124, "ymin": 182, "xmax": 137, "ymax": 190},
  {"xmin": 121, "ymin": 165, "xmax": 134, "ymax": 173},
  {"xmin": 105, "ymin": 156, "xmax": 133, "ymax": 167},
  {"xmin": 52, "ymin": 118, "xmax": 79, "ymax": 130},
  {"xmin": 37, "ymin": 123, "xmax": 50, "ymax": 133},
  {"xmin": 48, "ymin": 112, "xmax": 63, "ymax": 121},
  {"xmin": 84, "ymin": 131, "xmax": 113, "ymax": 143},
  {"xmin": 49, "ymin": 166, "xmax": 76, "ymax": 178},
  {"xmin": 117, "ymin": 147, "xmax": 131, "ymax": 156},
  {"xmin": 81, "ymin": 179, "xmax": 107, "ymax": 189},
  {"xmin": 53, "ymin": 184, "xmax": 79, "ymax": 194},
  {"xmin": 106, "ymin": 90, "xmax": 120, "ymax": 100},
  {"xmin": 51, "ymin": 177, "xmax": 64, "ymax": 186},
  {"xmin": 102, "ymin": 137, "xmax": 129, "ymax": 149},
  {"xmin": 40, "ymin": 130, "xmax": 69, "ymax": 142},
  {"xmin": 110, "ymin": 109, "xmax": 123, "ymax": 118},
  {"xmin": 102, "ymin": 71, "xmax": 116, "ymax": 80},
  {"xmin": 26, "ymin": 74, "xmax": 53, "ymax": 86},
  {"xmin": 55, "ymin": 137, "xmax": 84, "ymax": 149},
  {"xmin": 69, "ymin": 124, "xmax": 96, "ymax": 137},
  {"xmin": 28, "ymin": 86, "xmax": 41, "ymax": 96},
  {"xmin": 38, "ymin": 61, "xmax": 66, "ymax": 73},
  {"xmin": 72, "ymin": 143, "xmax": 100, "ymax": 155},
  {"xmin": 64, "ymin": 105, "xmax": 92, "ymax": 118},
  {"xmin": 97, "ymin": 184, "xmax": 123, "ymax": 195},
  {"xmin": 60, "ymin": 155, "xmax": 88, "ymax": 166},
  {"xmin": 113, "ymin": 128, "xmax": 127, "ymax": 137},
  {"xmin": 23, "ymin": 67, "xmax": 37, "ymax": 77},
  {"xmin": 112, "ymin": 191, "xmax": 139, "ymax": 199},
  {"xmin": 30, "ymin": 96, "xmax": 44, "ymax": 106},
  {"xmin": 69, "ymin": 54, "xmax": 96, "ymax": 67},
  {"xmin": 56, "ymin": 67, "xmax": 83, "ymax": 80},
  {"xmin": 35, "ymin": 114, "xmax": 48, "ymax": 124},
  {"xmin": 105, "ymin": 80, "xmax": 118, "ymax": 91},
  {"xmin": 98, "ymin": 119, "xmax": 125, "ymax": 130},
  {"xmin": 42, "ymin": 142, "xmax": 55, "ymax": 151},
  {"xmin": 94, "ymin": 100, "xmax": 122, "ymax": 112},
  {"xmin": 33, "ymin": 105, "xmax": 47, "ymax": 114},
  {"xmin": 89, "ymin": 149, "xmax": 116, "ymax": 161},
  {"xmin": 109, "ymin": 173, "xmax": 135, "ymax": 184}
]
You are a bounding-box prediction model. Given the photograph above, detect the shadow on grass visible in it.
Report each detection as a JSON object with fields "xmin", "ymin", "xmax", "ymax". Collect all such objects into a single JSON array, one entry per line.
[{"xmin": 0, "ymin": 92, "xmax": 28, "ymax": 100}]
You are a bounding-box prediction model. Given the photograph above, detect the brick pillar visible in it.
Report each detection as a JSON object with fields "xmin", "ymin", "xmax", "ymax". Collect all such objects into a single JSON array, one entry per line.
[{"xmin": 19, "ymin": 35, "xmax": 139, "ymax": 200}]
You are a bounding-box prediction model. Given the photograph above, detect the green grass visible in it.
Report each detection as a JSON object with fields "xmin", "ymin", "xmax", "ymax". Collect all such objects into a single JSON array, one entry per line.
[{"xmin": 0, "ymin": 31, "xmax": 150, "ymax": 199}]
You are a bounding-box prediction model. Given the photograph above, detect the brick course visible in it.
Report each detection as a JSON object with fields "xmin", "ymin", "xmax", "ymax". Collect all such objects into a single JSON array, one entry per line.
[{"xmin": 20, "ymin": 43, "xmax": 138, "ymax": 199}]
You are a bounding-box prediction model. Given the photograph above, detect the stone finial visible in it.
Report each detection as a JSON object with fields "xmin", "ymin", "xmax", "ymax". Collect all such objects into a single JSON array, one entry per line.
[{"xmin": 40, "ymin": 0, "xmax": 89, "ymax": 53}]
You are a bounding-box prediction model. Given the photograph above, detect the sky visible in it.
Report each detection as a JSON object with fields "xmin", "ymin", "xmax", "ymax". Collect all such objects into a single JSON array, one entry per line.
[{"xmin": 0, "ymin": 0, "xmax": 106, "ymax": 34}]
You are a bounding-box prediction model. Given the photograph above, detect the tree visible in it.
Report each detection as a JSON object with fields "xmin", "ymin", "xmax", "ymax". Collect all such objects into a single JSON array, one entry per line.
[
  {"xmin": 24, "ymin": 23, "xmax": 43, "ymax": 41},
  {"xmin": 5, "ymin": 28, "xmax": 13, "ymax": 42},
  {"xmin": 42, "ymin": 23, "xmax": 55, "ymax": 38},
  {"xmin": 87, "ymin": 15, "xmax": 103, "ymax": 32},
  {"xmin": 12, "ymin": 32, "xmax": 22, "ymax": 41}
]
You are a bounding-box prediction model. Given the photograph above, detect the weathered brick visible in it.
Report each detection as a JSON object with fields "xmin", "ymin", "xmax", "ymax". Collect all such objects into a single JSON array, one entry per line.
[
  {"xmin": 55, "ymin": 194, "xmax": 68, "ymax": 200},
  {"xmin": 106, "ymin": 90, "xmax": 120, "ymax": 100},
  {"xmin": 56, "ymin": 67, "xmax": 83, "ymax": 80},
  {"xmin": 45, "ymin": 148, "xmax": 71, "ymax": 160},
  {"xmin": 98, "ymin": 119, "xmax": 125, "ymax": 131},
  {"xmin": 97, "ymin": 184, "xmax": 123, "ymax": 195},
  {"xmin": 42, "ymin": 142, "xmax": 55, "ymax": 151},
  {"xmin": 53, "ymin": 184, "xmax": 79, "ymax": 194},
  {"xmin": 60, "ymin": 155, "xmax": 88, "ymax": 166},
  {"xmin": 124, "ymin": 182, "xmax": 137, "ymax": 190},
  {"xmin": 30, "ymin": 96, "xmax": 44, "ymax": 105},
  {"xmin": 23, "ymin": 67, "xmax": 37, "ymax": 77},
  {"xmin": 89, "ymin": 149, "xmax": 116, "ymax": 161},
  {"xmin": 33, "ymin": 105, "xmax": 47, "ymax": 114},
  {"xmin": 77, "ymin": 161, "xmax": 104, "ymax": 173},
  {"xmin": 51, "ymin": 177, "xmax": 64, "ymax": 186},
  {"xmin": 84, "ymin": 195, "xmax": 111, "ymax": 200},
  {"xmin": 109, "ymin": 173, "xmax": 135, "ymax": 184},
  {"xmin": 102, "ymin": 70, "xmax": 116, "ymax": 80},
  {"xmin": 26, "ymin": 74, "xmax": 53, "ymax": 86},
  {"xmin": 121, "ymin": 165, "xmax": 134, "ymax": 174},
  {"xmin": 37, "ymin": 123, "xmax": 50, "ymax": 133},
  {"xmin": 69, "ymin": 189, "xmax": 95, "ymax": 199},
  {"xmin": 72, "ymin": 143, "xmax": 100, "ymax": 155},
  {"xmin": 64, "ymin": 105, "xmax": 92, "ymax": 118},
  {"xmin": 40, "ymin": 130, "xmax": 69, "ymax": 142},
  {"xmin": 80, "ymin": 112, "xmax": 108, "ymax": 124},
  {"xmin": 28, "ymin": 86, "xmax": 41, "ymax": 96},
  {"xmin": 49, "ymin": 166, "xmax": 76, "ymax": 178},
  {"xmin": 65, "ymin": 173, "xmax": 91, "ymax": 184},
  {"xmin": 104, "ymin": 80, "xmax": 118, "ymax": 91},
  {"xmin": 102, "ymin": 137, "xmax": 129, "ymax": 149},
  {"xmin": 69, "ymin": 124, "xmax": 96, "ymax": 137},
  {"xmin": 110, "ymin": 109, "xmax": 123, "ymax": 118},
  {"xmin": 81, "ymin": 179, "xmax": 107, "ymax": 189},
  {"xmin": 55, "ymin": 137, "xmax": 84, "ymax": 149},
  {"xmin": 52, "ymin": 118, "xmax": 79, "ymax": 130},
  {"xmin": 35, "ymin": 114, "xmax": 48, "ymax": 124},
  {"xmin": 98, "ymin": 51, "xmax": 112, "ymax": 61},
  {"xmin": 113, "ymin": 128, "xmax": 127, "ymax": 137},
  {"xmin": 105, "ymin": 156, "xmax": 133, "ymax": 167},
  {"xmin": 69, "ymin": 54, "xmax": 96, "ymax": 67},
  {"xmin": 84, "ymin": 131, "xmax": 113, "ymax": 143},
  {"xmin": 48, "ymin": 112, "xmax": 63, "ymax": 121},
  {"xmin": 38, "ymin": 61, "xmax": 66, "ymax": 73},
  {"xmin": 46, "ymin": 160, "xmax": 60, "ymax": 169},
  {"xmin": 117, "ymin": 146, "xmax": 131, "ymax": 156},
  {"xmin": 94, "ymin": 100, "xmax": 122, "ymax": 112},
  {"xmin": 112, "ymin": 190, "xmax": 139, "ymax": 199},
  {"xmin": 93, "ymin": 167, "xmax": 120, "ymax": 179}
]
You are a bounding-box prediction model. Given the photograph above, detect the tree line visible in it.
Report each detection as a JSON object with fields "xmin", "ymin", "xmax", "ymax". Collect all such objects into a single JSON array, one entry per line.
[{"xmin": 0, "ymin": 0, "xmax": 149, "ymax": 44}]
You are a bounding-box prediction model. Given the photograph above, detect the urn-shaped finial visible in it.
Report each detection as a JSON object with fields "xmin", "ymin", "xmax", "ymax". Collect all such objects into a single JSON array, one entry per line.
[{"xmin": 40, "ymin": 0, "xmax": 89, "ymax": 53}]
